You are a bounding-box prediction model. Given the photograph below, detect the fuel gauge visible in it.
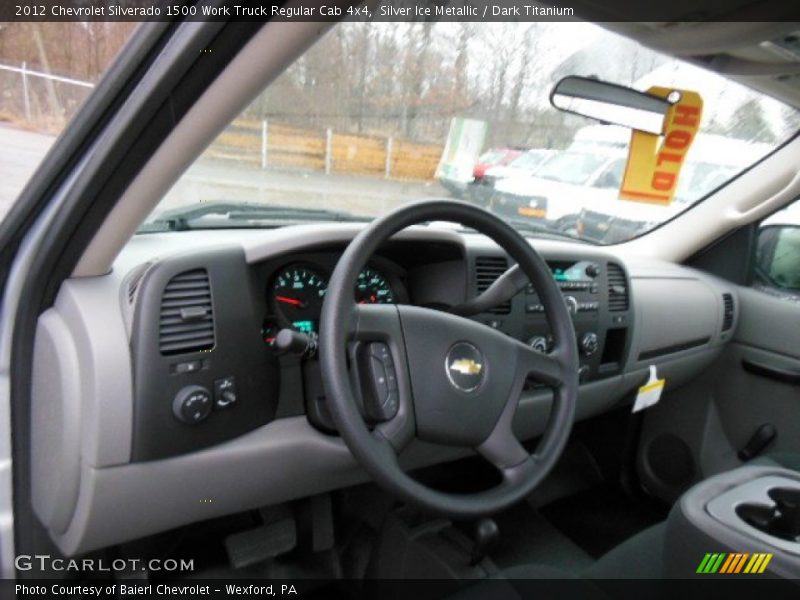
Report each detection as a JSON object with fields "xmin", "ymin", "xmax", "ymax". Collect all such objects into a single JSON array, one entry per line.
[{"xmin": 262, "ymin": 320, "xmax": 280, "ymax": 346}]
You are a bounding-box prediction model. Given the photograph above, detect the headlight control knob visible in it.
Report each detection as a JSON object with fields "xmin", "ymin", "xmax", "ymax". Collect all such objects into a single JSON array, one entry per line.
[
  {"xmin": 528, "ymin": 336, "xmax": 548, "ymax": 353},
  {"xmin": 580, "ymin": 332, "xmax": 599, "ymax": 356},
  {"xmin": 172, "ymin": 385, "xmax": 213, "ymax": 424}
]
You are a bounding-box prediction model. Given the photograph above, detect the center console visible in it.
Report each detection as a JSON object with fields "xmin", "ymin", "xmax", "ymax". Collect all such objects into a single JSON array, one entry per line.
[{"xmin": 666, "ymin": 465, "xmax": 800, "ymax": 578}]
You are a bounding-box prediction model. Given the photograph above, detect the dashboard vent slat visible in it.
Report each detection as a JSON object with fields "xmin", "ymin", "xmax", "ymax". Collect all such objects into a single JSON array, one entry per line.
[
  {"xmin": 159, "ymin": 269, "xmax": 215, "ymax": 355},
  {"xmin": 475, "ymin": 256, "xmax": 511, "ymax": 315},
  {"xmin": 606, "ymin": 263, "xmax": 629, "ymax": 312},
  {"xmin": 722, "ymin": 293, "xmax": 734, "ymax": 331}
]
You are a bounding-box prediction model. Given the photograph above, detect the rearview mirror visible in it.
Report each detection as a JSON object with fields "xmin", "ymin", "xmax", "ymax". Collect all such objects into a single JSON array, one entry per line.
[{"xmin": 550, "ymin": 76, "xmax": 671, "ymax": 135}]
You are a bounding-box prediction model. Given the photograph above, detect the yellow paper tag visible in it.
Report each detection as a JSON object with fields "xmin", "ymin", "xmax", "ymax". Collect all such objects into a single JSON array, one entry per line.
[
  {"xmin": 620, "ymin": 87, "xmax": 703, "ymax": 205},
  {"xmin": 633, "ymin": 365, "xmax": 665, "ymax": 413}
]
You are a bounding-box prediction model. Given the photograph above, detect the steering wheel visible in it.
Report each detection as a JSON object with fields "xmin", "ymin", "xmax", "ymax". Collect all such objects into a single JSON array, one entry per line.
[{"xmin": 319, "ymin": 200, "xmax": 579, "ymax": 517}]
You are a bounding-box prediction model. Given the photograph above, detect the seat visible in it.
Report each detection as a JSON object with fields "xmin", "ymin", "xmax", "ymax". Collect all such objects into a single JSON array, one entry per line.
[
  {"xmin": 751, "ymin": 451, "xmax": 800, "ymax": 472},
  {"xmin": 450, "ymin": 454, "xmax": 797, "ymax": 599}
]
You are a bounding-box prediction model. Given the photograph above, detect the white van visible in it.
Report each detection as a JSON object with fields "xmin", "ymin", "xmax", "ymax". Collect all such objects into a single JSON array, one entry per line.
[
  {"xmin": 578, "ymin": 134, "xmax": 773, "ymax": 242},
  {"xmin": 491, "ymin": 125, "xmax": 629, "ymax": 223}
]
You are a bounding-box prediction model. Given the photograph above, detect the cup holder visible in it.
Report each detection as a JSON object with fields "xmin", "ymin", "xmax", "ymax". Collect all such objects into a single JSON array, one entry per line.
[{"xmin": 736, "ymin": 487, "xmax": 800, "ymax": 543}]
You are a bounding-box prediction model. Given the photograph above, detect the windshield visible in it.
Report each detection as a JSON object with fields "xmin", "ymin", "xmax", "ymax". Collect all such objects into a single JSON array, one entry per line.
[
  {"xmin": 510, "ymin": 150, "xmax": 549, "ymax": 169},
  {"xmin": 534, "ymin": 152, "xmax": 610, "ymax": 186},
  {"xmin": 142, "ymin": 22, "xmax": 800, "ymax": 244}
]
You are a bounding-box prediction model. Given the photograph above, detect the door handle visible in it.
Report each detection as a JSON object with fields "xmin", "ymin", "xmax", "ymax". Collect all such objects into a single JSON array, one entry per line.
[{"xmin": 742, "ymin": 359, "xmax": 800, "ymax": 385}]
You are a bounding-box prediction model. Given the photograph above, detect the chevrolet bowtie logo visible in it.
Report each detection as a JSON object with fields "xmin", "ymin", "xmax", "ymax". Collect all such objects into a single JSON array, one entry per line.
[{"xmin": 449, "ymin": 358, "xmax": 483, "ymax": 375}]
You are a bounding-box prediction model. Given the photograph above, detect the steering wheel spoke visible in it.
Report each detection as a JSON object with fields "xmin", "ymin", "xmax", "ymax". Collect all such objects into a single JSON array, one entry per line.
[
  {"xmin": 347, "ymin": 303, "xmax": 416, "ymax": 452},
  {"xmin": 477, "ymin": 425, "xmax": 530, "ymax": 473},
  {"xmin": 515, "ymin": 340, "xmax": 567, "ymax": 388}
]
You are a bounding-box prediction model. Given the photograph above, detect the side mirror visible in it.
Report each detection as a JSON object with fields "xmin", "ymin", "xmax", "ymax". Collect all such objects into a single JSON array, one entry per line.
[
  {"xmin": 550, "ymin": 76, "xmax": 671, "ymax": 135},
  {"xmin": 755, "ymin": 224, "xmax": 800, "ymax": 292}
]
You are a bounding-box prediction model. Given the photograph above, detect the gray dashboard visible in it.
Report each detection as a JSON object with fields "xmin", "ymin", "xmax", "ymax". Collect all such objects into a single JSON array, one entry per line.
[{"xmin": 29, "ymin": 224, "xmax": 738, "ymax": 555}]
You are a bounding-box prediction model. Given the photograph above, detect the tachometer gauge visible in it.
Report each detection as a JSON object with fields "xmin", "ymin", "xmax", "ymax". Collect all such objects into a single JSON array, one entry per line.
[
  {"xmin": 271, "ymin": 265, "xmax": 327, "ymax": 333},
  {"xmin": 356, "ymin": 267, "xmax": 395, "ymax": 305}
]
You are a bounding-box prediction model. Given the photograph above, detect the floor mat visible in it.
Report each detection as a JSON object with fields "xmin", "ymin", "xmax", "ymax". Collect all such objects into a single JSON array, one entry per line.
[
  {"xmin": 540, "ymin": 484, "xmax": 668, "ymax": 558},
  {"xmin": 491, "ymin": 503, "xmax": 594, "ymax": 573}
]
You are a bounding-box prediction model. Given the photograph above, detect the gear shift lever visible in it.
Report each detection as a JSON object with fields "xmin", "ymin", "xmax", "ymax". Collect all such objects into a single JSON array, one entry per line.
[{"xmin": 470, "ymin": 518, "xmax": 500, "ymax": 565}]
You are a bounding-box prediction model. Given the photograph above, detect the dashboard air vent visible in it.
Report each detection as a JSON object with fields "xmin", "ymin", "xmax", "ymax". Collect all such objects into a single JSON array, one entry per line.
[
  {"xmin": 159, "ymin": 269, "xmax": 215, "ymax": 355},
  {"xmin": 475, "ymin": 256, "xmax": 510, "ymax": 314},
  {"xmin": 722, "ymin": 293, "xmax": 734, "ymax": 331},
  {"xmin": 607, "ymin": 263, "xmax": 629, "ymax": 312}
]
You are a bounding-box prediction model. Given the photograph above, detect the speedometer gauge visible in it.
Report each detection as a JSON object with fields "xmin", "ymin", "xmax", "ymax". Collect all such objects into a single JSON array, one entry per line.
[
  {"xmin": 356, "ymin": 268, "xmax": 395, "ymax": 304},
  {"xmin": 271, "ymin": 265, "xmax": 327, "ymax": 333}
]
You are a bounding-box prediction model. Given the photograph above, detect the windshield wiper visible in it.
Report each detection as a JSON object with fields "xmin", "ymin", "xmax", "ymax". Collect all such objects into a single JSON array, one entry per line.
[
  {"xmin": 503, "ymin": 217, "xmax": 588, "ymax": 244},
  {"xmin": 138, "ymin": 201, "xmax": 369, "ymax": 232}
]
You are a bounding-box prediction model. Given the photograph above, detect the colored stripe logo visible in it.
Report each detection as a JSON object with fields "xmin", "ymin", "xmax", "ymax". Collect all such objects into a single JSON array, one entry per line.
[{"xmin": 696, "ymin": 552, "xmax": 772, "ymax": 574}]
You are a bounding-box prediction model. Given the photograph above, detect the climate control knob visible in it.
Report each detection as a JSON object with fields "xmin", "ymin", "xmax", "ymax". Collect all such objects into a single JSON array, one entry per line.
[
  {"xmin": 172, "ymin": 385, "xmax": 213, "ymax": 424},
  {"xmin": 580, "ymin": 332, "xmax": 599, "ymax": 356},
  {"xmin": 528, "ymin": 336, "xmax": 549, "ymax": 354}
]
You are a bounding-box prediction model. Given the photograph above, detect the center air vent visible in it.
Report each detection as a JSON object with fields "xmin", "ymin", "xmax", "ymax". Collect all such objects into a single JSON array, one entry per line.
[
  {"xmin": 475, "ymin": 256, "xmax": 510, "ymax": 314},
  {"xmin": 722, "ymin": 293, "xmax": 734, "ymax": 331},
  {"xmin": 159, "ymin": 269, "xmax": 215, "ymax": 355},
  {"xmin": 607, "ymin": 263, "xmax": 629, "ymax": 312}
]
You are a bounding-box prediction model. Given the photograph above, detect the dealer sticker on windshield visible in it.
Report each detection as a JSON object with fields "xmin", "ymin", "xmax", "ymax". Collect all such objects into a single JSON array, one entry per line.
[
  {"xmin": 620, "ymin": 87, "xmax": 703, "ymax": 205},
  {"xmin": 632, "ymin": 365, "xmax": 666, "ymax": 413}
]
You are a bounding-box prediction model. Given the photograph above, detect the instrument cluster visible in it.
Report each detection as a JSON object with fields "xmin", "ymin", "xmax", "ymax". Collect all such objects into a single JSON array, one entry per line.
[{"xmin": 262, "ymin": 261, "xmax": 403, "ymax": 344}]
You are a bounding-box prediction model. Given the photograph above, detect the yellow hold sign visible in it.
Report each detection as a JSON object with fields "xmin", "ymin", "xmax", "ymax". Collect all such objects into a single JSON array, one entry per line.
[{"xmin": 620, "ymin": 87, "xmax": 703, "ymax": 205}]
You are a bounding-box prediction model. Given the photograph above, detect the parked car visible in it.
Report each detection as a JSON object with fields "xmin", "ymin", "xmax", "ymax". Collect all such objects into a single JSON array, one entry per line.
[
  {"xmin": 490, "ymin": 126, "xmax": 628, "ymax": 225},
  {"xmin": 471, "ymin": 147, "xmax": 524, "ymax": 180},
  {"xmin": 576, "ymin": 135, "xmax": 773, "ymax": 242},
  {"xmin": 469, "ymin": 148, "xmax": 555, "ymax": 206}
]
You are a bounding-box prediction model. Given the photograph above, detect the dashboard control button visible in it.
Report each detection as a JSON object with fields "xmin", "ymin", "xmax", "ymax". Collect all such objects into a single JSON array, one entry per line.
[
  {"xmin": 564, "ymin": 295, "xmax": 578, "ymax": 315},
  {"xmin": 585, "ymin": 264, "xmax": 600, "ymax": 278},
  {"xmin": 580, "ymin": 332, "xmax": 599, "ymax": 356},
  {"xmin": 174, "ymin": 360, "xmax": 202, "ymax": 374},
  {"xmin": 172, "ymin": 385, "xmax": 213, "ymax": 424},
  {"xmin": 385, "ymin": 366, "xmax": 398, "ymax": 391},
  {"xmin": 364, "ymin": 343, "xmax": 399, "ymax": 421},
  {"xmin": 214, "ymin": 376, "xmax": 237, "ymax": 408},
  {"xmin": 525, "ymin": 303, "xmax": 545, "ymax": 314},
  {"xmin": 370, "ymin": 342, "xmax": 392, "ymax": 362},
  {"xmin": 528, "ymin": 336, "xmax": 548, "ymax": 353},
  {"xmin": 578, "ymin": 365, "xmax": 591, "ymax": 382}
]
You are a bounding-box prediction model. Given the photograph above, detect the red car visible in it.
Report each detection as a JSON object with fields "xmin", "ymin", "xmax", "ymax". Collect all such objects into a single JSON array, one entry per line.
[{"xmin": 472, "ymin": 148, "xmax": 523, "ymax": 180}]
